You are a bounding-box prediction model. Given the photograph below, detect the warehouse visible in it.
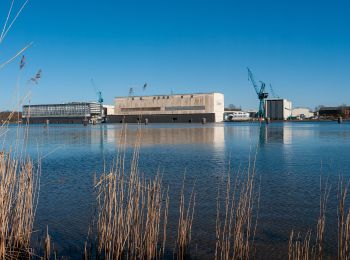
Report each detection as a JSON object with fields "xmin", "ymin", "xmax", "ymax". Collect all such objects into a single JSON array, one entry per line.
[
  {"xmin": 22, "ymin": 102, "xmax": 103, "ymax": 124},
  {"xmin": 265, "ymin": 99, "xmax": 292, "ymax": 120},
  {"xmin": 318, "ymin": 106, "xmax": 350, "ymax": 118},
  {"xmin": 109, "ymin": 92, "xmax": 224, "ymax": 123}
]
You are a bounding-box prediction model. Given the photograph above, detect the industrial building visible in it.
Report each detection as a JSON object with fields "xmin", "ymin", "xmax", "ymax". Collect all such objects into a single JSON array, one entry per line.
[
  {"xmin": 318, "ymin": 106, "xmax": 350, "ymax": 118},
  {"xmin": 291, "ymin": 107, "xmax": 314, "ymax": 119},
  {"xmin": 109, "ymin": 92, "xmax": 224, "ymax": 123},
  {"xmin": 265, "ymin": 99, "xmax": 292, "ymax": 120},
  {"xmin": 22, "ymin": 102, "xmax": 104, "ymax": 124}
]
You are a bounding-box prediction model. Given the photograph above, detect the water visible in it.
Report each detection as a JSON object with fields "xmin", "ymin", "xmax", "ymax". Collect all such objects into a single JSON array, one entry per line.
[{"xmin": 1, "ymin": 121, "xmax": 350, "ymax": 259}]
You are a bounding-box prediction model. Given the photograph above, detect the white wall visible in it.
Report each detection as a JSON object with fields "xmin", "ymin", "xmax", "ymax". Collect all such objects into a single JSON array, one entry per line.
[{"xmin": 291, "ymin": 107, "xmax": 313, "ymax": 118}]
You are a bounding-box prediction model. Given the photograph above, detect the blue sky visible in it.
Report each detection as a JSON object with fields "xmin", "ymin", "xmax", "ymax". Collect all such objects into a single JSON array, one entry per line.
[{"xmin": 1, "ymin": 0, "xmax": 349, "ymax": 111}]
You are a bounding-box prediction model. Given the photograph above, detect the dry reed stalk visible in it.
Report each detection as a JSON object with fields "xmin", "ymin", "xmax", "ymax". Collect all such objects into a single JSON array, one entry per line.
[
  {"xmin": 288, "ymin": 230, "xmax": 312, "ymax": 260},
  {"xmin": 175, "ymin": 175, "xmax": 196, "ymax": 260},
  {"xmin": 96, "ymin": 125, "xmax": 169, "ymax": 259},
  {"xmin": 288, "ymin": 176, "xmax": 330, "ymax": 260},
  {"xmin": 215, "ymin": 160, "xmax": 259, "ymax": 260},
  {"xmin": 0, "ymin": 151, "xmax": 40, "ymax": 259},
  {"xmin": 44, "ymin": 226, "xmax": 51, "ymax": 260},
  {"xmin": 337, "ymin": 177, "xmax": 350, "ymax": 260}
]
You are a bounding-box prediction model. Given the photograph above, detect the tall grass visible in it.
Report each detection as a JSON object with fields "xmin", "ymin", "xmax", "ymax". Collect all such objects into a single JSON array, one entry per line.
[
  {"xmin": 337, "ymin": 177, "xmax": 350, "ymax": 259},
  {"xmin": 175, "ymin": 176, "xmax": 195, "ymax": 259},
  {"xmin": 95, "ymin": 125, "xmax": 169, "ymax": 259},
  {"xmin": 215, "ymin": 160, "xmax": 260, "ymax": 260},
  {"xmin": 0, "ymin": 151, "xmax": 40, "ymax": 259},
  {"xmin": 288, "ymin": 176, "xmax": 331, "ymax": 260}
]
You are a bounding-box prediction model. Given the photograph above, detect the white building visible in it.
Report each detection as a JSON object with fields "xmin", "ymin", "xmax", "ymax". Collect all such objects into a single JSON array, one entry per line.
[
  {"xmin": 112, "ymin": 92, "xmax": 224, "ymax": 123},
  {"xmin": 103, "ymin": 105, "xmax": 115, "ymax": 115},
  {"xmin": 291, "ymin": 107, "xmax": 314, "ymax": 119},
  {"xmin": 265, "ymin": 99, "xmax": 292, "ymax": 120}
]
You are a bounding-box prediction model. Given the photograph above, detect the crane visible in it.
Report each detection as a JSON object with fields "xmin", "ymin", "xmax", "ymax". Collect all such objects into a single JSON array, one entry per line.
[
  {"xmin": 269, "ymin": 83, "xmax": 279, "ymax": 98},
  {"xmin": 91, "ymin": 79, "xmax": 104, "ymax": 122},
  {"xmin": 247, "ymin": 67, "xmax": 268, "ymax": 120}
]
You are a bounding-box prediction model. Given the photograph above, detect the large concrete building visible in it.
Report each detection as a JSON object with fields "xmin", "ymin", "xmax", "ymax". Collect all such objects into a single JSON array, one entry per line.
[
  {"xmin": 265, "ymin": 99, "xmax": 292, "ymax": 120},
  {"xmin": 109, "ymin": 92, "xmax": 224, "ymax": 123}
]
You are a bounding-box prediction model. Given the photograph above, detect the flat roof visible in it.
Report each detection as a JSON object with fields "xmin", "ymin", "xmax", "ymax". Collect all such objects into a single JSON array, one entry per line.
[
  {"xmin": 115, "ymin": 92, "xmax": 224, "ymax": 99},
  {"xmin": 23, "ymin": 102, "xmax": 98, "ymax": 107},
  {"xmin": 319, "ymin": 106, "xmax": 350, "ymax": 110}
]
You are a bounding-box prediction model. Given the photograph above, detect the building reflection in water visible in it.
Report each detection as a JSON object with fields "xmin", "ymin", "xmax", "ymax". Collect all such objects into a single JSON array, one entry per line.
[
  {"xmin": 259, "ymin": 123, "xmax": 292, "ymax": 145},
  {"xmin": 105, "ymin": 125, "xmax": 225, "ymax": 149}
]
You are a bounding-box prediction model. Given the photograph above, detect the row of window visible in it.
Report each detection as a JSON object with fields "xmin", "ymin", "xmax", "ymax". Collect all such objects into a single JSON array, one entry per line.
[
  {"xmin": 119, "ymin": 106, "xmax": 205, "ymax": 112},
  {"xmin": 130, "ymin": 95, "xmax": 195, "ymax": 101},
  {"xmin": 23, "ymin": 105, "xmax": 91, "ymax": 117}
]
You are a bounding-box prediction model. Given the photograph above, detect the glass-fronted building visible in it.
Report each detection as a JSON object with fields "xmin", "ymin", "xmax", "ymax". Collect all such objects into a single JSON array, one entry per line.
[{"xmin": 22, "ymin": 102, "xmax": 102, "ymax": 124}]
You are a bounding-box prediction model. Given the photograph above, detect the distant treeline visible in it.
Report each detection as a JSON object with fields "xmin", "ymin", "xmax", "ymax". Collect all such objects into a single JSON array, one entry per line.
[{"xmin": 0, "ymin": 111, "xmax": 22, "ymax": 123}]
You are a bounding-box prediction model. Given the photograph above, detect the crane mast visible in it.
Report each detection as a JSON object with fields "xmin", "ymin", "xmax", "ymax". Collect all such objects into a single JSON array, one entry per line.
[
  {"xmin": 91, "ymin": 79, "xmax": 104, "ymax": 123},
  {"xmin": 247, "ymin": 67, "xmax": 268, "ymax": 120}
]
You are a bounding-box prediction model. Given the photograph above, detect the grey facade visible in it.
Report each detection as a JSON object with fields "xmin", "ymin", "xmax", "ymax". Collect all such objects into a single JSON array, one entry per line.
[
  {"xmin": 22, "ymin": 102, "xmax": 102, "ymax": 124},
  {"xmin": 265, "ymin": 99, "xmax": 292, "ymax": 120}
]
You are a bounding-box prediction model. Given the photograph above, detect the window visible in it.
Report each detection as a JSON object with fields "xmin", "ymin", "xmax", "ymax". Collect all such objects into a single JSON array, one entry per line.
[{"xmin": 165, "ymin": 106, "xmax": 205, "ymax": 111}]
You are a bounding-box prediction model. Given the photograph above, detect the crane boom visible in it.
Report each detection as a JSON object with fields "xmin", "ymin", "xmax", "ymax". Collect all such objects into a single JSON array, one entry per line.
[
  {"xmin": 247, "ymin": 67, "xmax": 260, "ymax": 95},
  {"xmin": 269, "ymin": 83, "xmax": 278, "ymax": 98}
]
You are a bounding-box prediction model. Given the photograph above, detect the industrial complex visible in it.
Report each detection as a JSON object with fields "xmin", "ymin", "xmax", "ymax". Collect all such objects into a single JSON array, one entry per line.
[{"xmin": 18, "ymin": 69, "xmax": 348, "ymax": 124}]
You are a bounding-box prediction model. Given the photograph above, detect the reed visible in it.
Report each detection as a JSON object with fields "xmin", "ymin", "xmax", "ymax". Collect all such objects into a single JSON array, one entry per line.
[
  {"xmin": 175, "ymin": 175, "xmax": 196, "ymax": 259},
  {"xmin": 0, "ymin": 151, "xmax": 40, "ymax": 259},
  {"xmin": 288, "ymin": 230, "xmax": 312, "ymax": 260},
  {"xmin": 337, "ymin": 177, "xmax": 350, "ymax": 259},
  {"xmin": 288, "ymin": 176, "xmax": 331, "ymax": 260},
  {"xmin": 215, "ymin": 159, "xmax": 260, "ymax": 260},
  {"xmin": 95, "ymin": 125, "xmax": 169, "ymax": 259},
  {"xmin": 44, "ymin": 226, "xmax": 51, "ymax": 260}
]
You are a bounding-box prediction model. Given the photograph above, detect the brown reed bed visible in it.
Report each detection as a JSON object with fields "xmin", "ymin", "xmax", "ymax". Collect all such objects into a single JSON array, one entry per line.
[
  {"xmin": 95, "ymin": 125, "xmax": 170, "ymax": 259},
  {"xmin": 175, "ymin": 175, "xmax": 195, "ymax": 260},
  {"xmin": 288, "ymin": 176, "xmax": 331, "ymax": 260},
  {"xmin": 0, "ymin": 151, "xmax": 40, "ymax": 259},
  {"xmin": 215, "ymin": 159, "xmax": 260, "ymax": 260},
  {"xmin": 337, "ymin": 177, "xmax": 350, "ymax": 260}
]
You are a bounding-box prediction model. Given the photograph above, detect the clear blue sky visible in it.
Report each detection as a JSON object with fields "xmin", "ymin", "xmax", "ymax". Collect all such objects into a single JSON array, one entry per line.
[{"xmin": 1, "ymin": 0, "xmax": 349, "ymax": 111}]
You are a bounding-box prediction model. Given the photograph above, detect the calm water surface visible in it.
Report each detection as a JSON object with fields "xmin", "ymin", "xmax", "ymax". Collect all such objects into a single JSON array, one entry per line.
[{"xmin": 1, "ymin": 122, "xmax": 350, "ymax": 259}]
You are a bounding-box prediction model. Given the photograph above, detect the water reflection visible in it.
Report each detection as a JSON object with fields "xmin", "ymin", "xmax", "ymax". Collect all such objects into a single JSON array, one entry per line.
[
  {"xmin": 259, "ymin": 123, "xmax": 293, "ymax": 145},
  {"xmin": 1, "ymin": 122, "xmax": 350, "ymax": 258},
  {"xmin": 105, "ymin": 125, "xmax": 226, "ymax": 148}
]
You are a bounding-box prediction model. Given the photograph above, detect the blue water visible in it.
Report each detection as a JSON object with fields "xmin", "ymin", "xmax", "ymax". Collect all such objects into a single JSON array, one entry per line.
[{"xmin": 1, "ymin": 121, "xmax": 350, "ymax": 259}]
